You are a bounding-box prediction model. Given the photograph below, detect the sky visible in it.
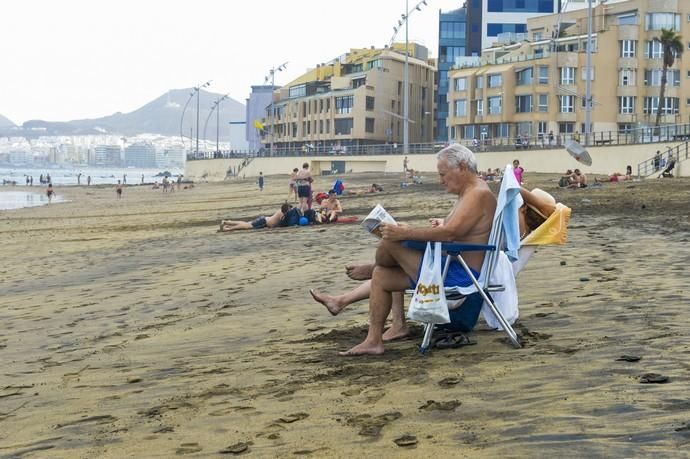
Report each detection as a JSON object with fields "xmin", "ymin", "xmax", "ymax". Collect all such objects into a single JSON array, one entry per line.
[{"xmin": 0, "ymin": 0, "xmax": 463, "ymax": 125}]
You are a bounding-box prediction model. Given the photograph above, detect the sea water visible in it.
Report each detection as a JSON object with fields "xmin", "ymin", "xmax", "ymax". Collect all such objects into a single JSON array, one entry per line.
[
  {"xmin": 0, "ymin": 166, "xmax": 182, "ymax": 187},
  {"xmin": 0, "ymin": 191, "xmax": 67, "ymax": 211}
]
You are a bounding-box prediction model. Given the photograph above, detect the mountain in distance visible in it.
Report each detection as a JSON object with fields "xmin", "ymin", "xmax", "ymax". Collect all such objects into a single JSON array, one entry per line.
[
  {"xmin": 0, "ymin": 113, "xmax": 16, "ymax": 128},
  {"xmin": 6, "ymin": 89, "xmax": 248, "ymax": 147}
]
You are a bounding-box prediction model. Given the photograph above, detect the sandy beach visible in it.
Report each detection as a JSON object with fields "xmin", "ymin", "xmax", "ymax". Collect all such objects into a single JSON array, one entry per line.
[{"xmin": 1, "ymin": 171, "xmax": 690, "ymax": 458}]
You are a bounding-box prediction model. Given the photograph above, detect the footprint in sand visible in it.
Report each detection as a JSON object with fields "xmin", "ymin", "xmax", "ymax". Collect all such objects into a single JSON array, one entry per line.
[{"xmin": 418, "ymin": 400, "xmax": 462, "ymax": 411}]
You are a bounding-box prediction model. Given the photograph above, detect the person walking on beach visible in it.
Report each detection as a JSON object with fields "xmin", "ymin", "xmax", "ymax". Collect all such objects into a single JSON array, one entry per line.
[
  {"xmin": 513, "ymin": 159, "xmax": 525, "ymax": 184},
  {"xmin": 123, "ymin": 174, "xmax": 127, "ymax": 185},
  {"xmin": 403, "ymin": 156, "xmax": 409, "ymax": 173},
  {"xmin": 288, "ymin": 168, "xmax": 298, "ymax": 202},
  {"xmin": 87, "ymin": 176, "xmax": 91, "ymax": 186},
  {"xmin": 29, "ymin": 176, "xmax": 33, "ymax": 186},
  {"xmin": 258, "ymin": 172, "xmax": 264, "ymax": 191},
  {"xmin": 116, "ymin": 180, "xmax": 123, "ymax": 199},
  {"xmin": 46, "ymin": 183, "xmax": 54, "ymax": 203},
  {"xmin": 77, "ymin": 173, "xmax": 82, "ymax": 185},
  {"xmin": 177, "ymin": 174, "xmax": 183, "ymax": 191},
  {"xmin": 141, "ymin": 173, "xmax": 145, "ymax": 185}
]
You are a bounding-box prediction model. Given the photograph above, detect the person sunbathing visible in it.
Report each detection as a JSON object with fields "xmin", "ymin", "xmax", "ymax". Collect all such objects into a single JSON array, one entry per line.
[
  {"xmin": 220, "ymin": 203, "xmax": 289, "ymax": 232},
  {"xmin": 312, "ymin": 144, "xmax": 497, "ymax": 356},
  {"xmin": 595, "ymin": 165, "xmax": 633, "ymax": 183},
  {"xmin": 309, "ymin": 184, "xmax": 558, "ymax": 349}
]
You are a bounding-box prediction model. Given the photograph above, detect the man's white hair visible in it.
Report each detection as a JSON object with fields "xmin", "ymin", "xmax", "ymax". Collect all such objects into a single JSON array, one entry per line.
[{"xmin": 437, "ymin": 143, "xmax": 477, "ymax": 173}]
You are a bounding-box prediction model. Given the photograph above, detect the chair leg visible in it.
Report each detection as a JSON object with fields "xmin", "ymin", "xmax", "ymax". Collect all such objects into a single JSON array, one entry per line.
[
  {"xmin": 454, "ymin": 255, "xmax": 521, "ymax": 348},
  {"xmin": 419, "ymin": 322, "xmax": 434, "ymax": 354}
]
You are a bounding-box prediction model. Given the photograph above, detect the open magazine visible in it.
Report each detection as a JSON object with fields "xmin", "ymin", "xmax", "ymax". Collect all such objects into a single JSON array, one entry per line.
[{"xmin": 361, "ymin": 204, "xmax": 397, "ymax": 237}]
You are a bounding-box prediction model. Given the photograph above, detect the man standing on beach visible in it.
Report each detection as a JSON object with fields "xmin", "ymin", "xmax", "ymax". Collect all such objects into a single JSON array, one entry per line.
[
  {"xmin": 77, "ymin": 173, "xmax": 82, "ymax": 185},
  {"xmin": 116, "ymin": 180, "xmax": 123, "ymax": 199},
  {"xmin": 87, "ymin": 176, "xmax": 91, "ymax": 186},
  {"xmin": 258, "ymin": 172, "xmax": 264, "ymax": 191},
  {"xmin": 338, "ymin": 143, "xmax": 496, "ymax": 356}
]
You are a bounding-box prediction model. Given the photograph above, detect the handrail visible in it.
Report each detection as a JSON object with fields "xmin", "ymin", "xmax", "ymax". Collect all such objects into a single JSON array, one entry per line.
[
  {"xmin": 636, "ymin": 140, "xmax": 689, "ymax": 178},
  {"xmin": 186, "ymin": 123, "xmax": 690, "ymax": 160}
]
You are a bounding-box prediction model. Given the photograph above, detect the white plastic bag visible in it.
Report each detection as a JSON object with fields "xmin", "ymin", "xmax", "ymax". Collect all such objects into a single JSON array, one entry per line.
[{"xmin": 407, "ymin": 242, "xmax": 450, "ymax": 324}]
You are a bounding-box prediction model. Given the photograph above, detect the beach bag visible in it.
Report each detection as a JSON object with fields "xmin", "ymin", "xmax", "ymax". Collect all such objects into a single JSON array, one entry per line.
[
  {"xmin": 407, "ymin": 242, "xmax": 450, "ymax": 324},
  {"xmin": 281, "ymin": 207, "xmax": 302, "ymax": 227}
]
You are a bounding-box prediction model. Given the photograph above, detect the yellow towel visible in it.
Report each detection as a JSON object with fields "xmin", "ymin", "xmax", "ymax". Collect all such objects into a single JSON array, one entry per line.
[{"xmin": 521, "ymin": 203, "xmax": 571, "ymax": 246}]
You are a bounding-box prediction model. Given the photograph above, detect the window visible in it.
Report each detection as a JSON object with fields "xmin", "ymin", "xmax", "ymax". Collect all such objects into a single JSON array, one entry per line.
[
  {"xmin": 619, "ymin": 40, "xmax": 636, "ymax": 57},
  {"xmin": 538, "ymin": 94, "xmax": 548, "ymax": 112},
  {"xmin": 335, "ymin": 96, "xmax": 353, "ymax": 114},
  {"xmin": 365, "ymin": 118, "xmax": 375, "ymax": 133},
  {"xmin": 619, "ymin": 69, "xmax": 636, "ymax": 86},
  {"xmin": 618, "ymin": 14, "xmax": 638, "ymax": 25},
  {"xmin": 488, "ymin": 96, "xmax": 502, "ymax": 114},
  {"xmin": 533, "ymin": 31, "xmax": 543, "ymax": 41},
  {"xmin": 454, "ymin": 99, "xmax": 467, "ymax": 117},
  {"xmin": 352, "ymin": 77, "xmax": 366, "ymax": 89},
  {"xmin": 618, "ymin": 96, "xmax": 635, "ymax": 114},
  {"xmin": 538, "ymin": 66, "xmax": 549, "ymax": 84},
  {"xmin": 454, "ymin": 77, "xmax": 467, "ymax": 91},
  {"xmin": 645, "ymin": 69, "xmax": 681, "ymax": 86},
  {"xmin": 560, "ymin": 67, "xmax": 575, "ymax": 85},
  {"xmin": 487, "ymin": 23, "xmax": 527, "ymax": 36},
  {"xmin": 366, "ymin": 96, "xmax": 375, "ymax": 111},
  {"xmin": 476, "ymin": 99, "xmax": 484, "ymax": 115},
  {"xmin": 488, "ymin": 73, "xmax": 502, "ymax": 88},
  {"xmin": 559, "ymin": 122, "xmax": 575, "ymax": 134},
  {"xmin": 686, "ymin": 98, "xmax": 690, "ymax": 106},
  {"xmin": 516, "ymin": 67, "xmax": 533, "ymax": 85},
  {"xmin": 644, "ymin": 97, "xmax": 680, "ymax": 114},
  {"xmin": 334, "ymin": 118, "xmax": 353, "ymax": 135},
  {"xmin": 475, "ymin": 75, "xmax": 484, "ymax": 89},
  {"xmin": 440, "ymin": 21, "xmax": 466, "ymax": 39},
  {"xmin": 537, "ymin": 121, "xmax": 548, "ymax": 138},
  {"xmin": 487, "ymin": 0, "xmax": 554, "ymax": 13},
  {"xmin": 559, "ymin": 95, "xmax": 574, "ymax": 113},
  {"xmin": 645, "ymin": 41, "xmax": 663, "ymax": 59},
  {"xmin": 645, "ymin": 13, "xmax": 680, "ymax": 31},
  {"xmin": 442, "ymin": 46, "xmax": 465, "ymax": 64},
  {"xmin": 289, "ymin": 84, "xmax": 307, "ymax": 98},
  {"xmin": 515, "ymin": 95, "xmax": 533, "ymax": 113},
  {"xmin": 618, "ymin": 123, "xmax": 634, "ymax": 133}
]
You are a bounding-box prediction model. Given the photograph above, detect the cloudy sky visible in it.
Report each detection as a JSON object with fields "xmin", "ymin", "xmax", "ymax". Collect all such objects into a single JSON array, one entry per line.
[{"xmin": 1, "ymin": 0, "xmax": 462, "ymax": 124}]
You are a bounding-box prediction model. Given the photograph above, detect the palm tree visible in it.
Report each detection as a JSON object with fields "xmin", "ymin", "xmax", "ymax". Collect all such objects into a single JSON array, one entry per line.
[{"xmin": 654, "ymin": 28, "xmax": 684, "ymax": 133}]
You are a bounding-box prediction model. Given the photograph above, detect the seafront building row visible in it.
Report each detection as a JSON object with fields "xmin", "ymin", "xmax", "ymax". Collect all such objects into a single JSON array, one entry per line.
[{"xmin": 245, "ymin": 0, "xmax": 689, "ymax": 153}]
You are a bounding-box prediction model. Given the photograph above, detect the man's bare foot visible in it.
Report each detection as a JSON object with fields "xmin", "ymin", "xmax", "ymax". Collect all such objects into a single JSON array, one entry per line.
[
  {"xmin": 345, "ymin": 263, "xmax": 374, "ymax": 281},
  {"xmin": 309, "ymin": 289, "xmax": 345, "ymax": 316},
  {"xmin": 338, "ymin": 341, "xmax": 384, "ymax": 356},
  {"xmin": 382, "ymin": 325, "xmax": 410, "ymax": 341}
]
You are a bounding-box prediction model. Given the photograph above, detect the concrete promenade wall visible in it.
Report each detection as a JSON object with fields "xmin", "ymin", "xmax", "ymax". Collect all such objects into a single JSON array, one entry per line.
[{"xmin": 185, "ymin": 142, "xmax": 687, "ymax": 181}]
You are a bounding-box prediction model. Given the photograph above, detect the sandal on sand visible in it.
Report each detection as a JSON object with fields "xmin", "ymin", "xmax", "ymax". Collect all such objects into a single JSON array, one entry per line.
[{"xmin": 434, "ymin": 333, "xmax": 475, "ymax": 349}]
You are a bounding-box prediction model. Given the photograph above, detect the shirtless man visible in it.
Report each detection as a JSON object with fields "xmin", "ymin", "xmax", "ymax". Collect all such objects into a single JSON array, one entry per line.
[
  {"xmin": 318, "ymin": 189, "xmax": 342, "ymax": 223},
  {"xmin": 220, "ymin": 203, "xmax": 289, "ymax": 232},
  {"xmin": 294, "ymin": 163, "xmax": 313, "ymax": 211},
  {"xmin": 325, "ymin": 144, "xmax": 497, "ymax": 356},
  {"xmin": 116, "ymin": 180, "xmax": 123, "ymax": 199}
]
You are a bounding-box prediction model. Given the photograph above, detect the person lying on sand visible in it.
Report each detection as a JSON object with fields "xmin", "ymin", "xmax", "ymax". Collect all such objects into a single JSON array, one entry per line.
[
  {"xmin": 311, "ymin": 144, "xmax": 497, "ymax": 356},
  {"xmin": 220, "ymin": 203, "xmax": 289, "ymax": 232},
  {"xmin": 595, "ymin": 166, "xmax": 633, "ymax": 183},
  {"xmin": 309, "ymin": 182, "xmax": 559, "ymax": 354}
]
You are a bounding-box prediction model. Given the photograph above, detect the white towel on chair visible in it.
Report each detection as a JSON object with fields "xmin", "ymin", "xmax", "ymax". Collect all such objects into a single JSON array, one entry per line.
[{"xmin": 481, "ymin": 252, "xmax": 519, "ymax": 330}]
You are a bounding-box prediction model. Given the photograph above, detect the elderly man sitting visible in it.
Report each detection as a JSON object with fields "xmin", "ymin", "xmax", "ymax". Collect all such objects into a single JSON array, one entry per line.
[{"xmin": 333, "ymin": 143, "xmax": 497, "ymax": 356}]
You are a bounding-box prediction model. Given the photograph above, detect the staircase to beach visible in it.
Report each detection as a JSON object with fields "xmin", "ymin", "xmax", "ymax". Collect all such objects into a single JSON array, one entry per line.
[{"xmin": 636, "ymin": 141, "xmax": 689, "ymax": 178}]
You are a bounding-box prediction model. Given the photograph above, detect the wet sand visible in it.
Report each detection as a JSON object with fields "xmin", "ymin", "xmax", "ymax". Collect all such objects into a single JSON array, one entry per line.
[{"xmin": 1, "ymin": 173, "xmax": 690, "ymax": 458}]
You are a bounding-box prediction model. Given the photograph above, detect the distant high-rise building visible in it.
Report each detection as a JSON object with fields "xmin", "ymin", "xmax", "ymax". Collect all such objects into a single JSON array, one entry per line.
[
  {"xmin": 94, "ymin": 145, "xmax": 122, "ymax": 167},
  {"xmin": 125, "ymin": 142, "xmax": 156, "ymax": 168},
  {"xmin": 481, "ymin": 0, "xmax": 560, "ymax": 49},
  {"xmin": 437, "ymin": 6, "xmax": 468, "ymax": 142},
  {"xmin": 246, "ymin": 86, "xmax": 275, "ymax": 151}
]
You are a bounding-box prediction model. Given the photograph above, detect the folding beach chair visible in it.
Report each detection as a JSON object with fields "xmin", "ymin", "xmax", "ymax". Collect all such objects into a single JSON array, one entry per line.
[{"xmin": 405, "ymin": 165, "xmax": 523, "ymax": 353}]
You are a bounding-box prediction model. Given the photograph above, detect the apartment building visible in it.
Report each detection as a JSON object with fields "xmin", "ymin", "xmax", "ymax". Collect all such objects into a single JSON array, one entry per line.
[
  {"xmin": 446, "ymin": 0, "xmax": 690, "ymax": 143},
  {"xmin": 437, "ymin": 7, "xmax": 468, "ymax": 143},
  {"xmin": 262, "ymin": 44, "xmax": 436, "ymax": 152}
]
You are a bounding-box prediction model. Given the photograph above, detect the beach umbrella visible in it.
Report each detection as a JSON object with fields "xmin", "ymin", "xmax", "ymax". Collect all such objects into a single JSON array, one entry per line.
[{"xmin": 564, "ymin": 140, "xmax": 592, "ymax": 166}]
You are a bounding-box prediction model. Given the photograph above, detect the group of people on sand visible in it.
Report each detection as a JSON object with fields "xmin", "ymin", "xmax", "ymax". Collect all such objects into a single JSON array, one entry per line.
[
  {"xmin": 309, "ymin": 143, "xmax": 560, "ymax": 356},
  {"xmin": 288, "ymin": 163, "xmax": 315, "ymax": 211},
  {"xmin": 219, "ymin": 188, "xmax": 344, "ymax": 232},
  {"xmin": 558, "ymin": 168, "xmax": 588, "ymax": 188}
]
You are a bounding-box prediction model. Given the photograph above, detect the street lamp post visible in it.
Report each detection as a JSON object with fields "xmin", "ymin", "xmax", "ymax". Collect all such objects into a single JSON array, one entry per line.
[
  {"xmin": 264, "ymin": 62, "xmax": 288, "ymax": 156},
  {"xmin": 203, "ymin": 94, "xmax": 229, "ymax": 155},
  {"xmin": 391, "ymin": 0, "xmax": 428, "ymax": 155},
  {"xmin": 180, "ymin": 81, "xmax": 211, "ymax": 155}
]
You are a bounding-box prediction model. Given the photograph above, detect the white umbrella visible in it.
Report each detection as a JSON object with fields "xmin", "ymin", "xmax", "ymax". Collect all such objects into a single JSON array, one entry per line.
[{"xmin": 565, "ymin": 140, "xmax": 592, "ymax": 166}]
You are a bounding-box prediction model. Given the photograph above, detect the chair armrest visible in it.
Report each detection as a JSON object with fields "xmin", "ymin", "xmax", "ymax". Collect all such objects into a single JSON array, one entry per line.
[{"xmin": 402, "ymin": 240, "xmax": 495, "ymax": 255}]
